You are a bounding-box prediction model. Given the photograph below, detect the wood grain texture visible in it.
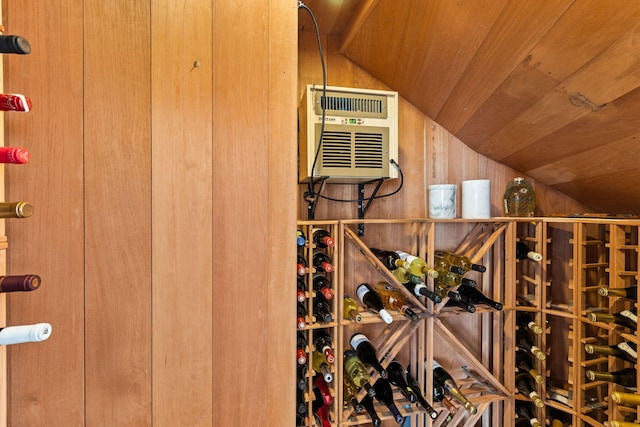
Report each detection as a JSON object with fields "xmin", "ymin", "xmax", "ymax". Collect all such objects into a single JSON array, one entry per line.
[
  {"xmin": 5, "ymin": 1, "xmax": 85, "ymax": 426},
  {"xmin": 151, "ymin": 0, "xmax": 213, "ymax": 425}
]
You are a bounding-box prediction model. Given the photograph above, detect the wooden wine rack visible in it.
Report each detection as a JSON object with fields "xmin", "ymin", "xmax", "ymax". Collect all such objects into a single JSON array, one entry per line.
[{"xmin": 297, "ymin": 218, "xmax": 640, "ymax": 427}]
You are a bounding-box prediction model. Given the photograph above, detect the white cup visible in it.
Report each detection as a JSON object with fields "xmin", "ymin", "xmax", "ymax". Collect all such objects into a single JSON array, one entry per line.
[
  {"xmin": 462, "ymin": 180, "xmax": 491, "ymax": 219},
  {"xmin": 429, "ymin": 184, "xmax": 456, "ymax": 219}
]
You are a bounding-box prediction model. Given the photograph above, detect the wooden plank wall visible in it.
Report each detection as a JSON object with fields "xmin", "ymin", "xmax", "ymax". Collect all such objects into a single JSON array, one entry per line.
[
  {"xmin": 3, "ymin": 1, "xmax": 297, "ymax": 426},
  {"xmin": 298, "ymin": 31, "xmax": 591, "ymax": 221}
]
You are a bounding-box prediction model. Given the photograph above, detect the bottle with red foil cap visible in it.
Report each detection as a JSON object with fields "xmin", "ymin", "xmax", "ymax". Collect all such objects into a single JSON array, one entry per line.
[
  {"xmin": 313, "ymin": 275, "xmax": 334, "ymax": 300},
  {"xmin": 296, "ymin": 254, "xmax": 309, "ymax": 276},
  {"xmin": 296, "ymin": 331, "xmax": 308, "ymax": 366},
  {"xmin": 0, "ymin": 275, "xmax": 41, "ymax": 292},
  {"xmin": 0, "ymin": 94, "xmax": 32, "ymax": 112},
  {"xmin": 0, "ymin": 147, "xmax": 29, "ymax": 164},
  {"xmin": 313, "ymin": 252, "xmax": 334, "ymax": 273},
  {"xmin": 313, "ymin": 329, "xmax": 335, "ymax": 364},
  {"xmin": 312, "ymin": 228, "xmax": 334, "ymax": 248}
]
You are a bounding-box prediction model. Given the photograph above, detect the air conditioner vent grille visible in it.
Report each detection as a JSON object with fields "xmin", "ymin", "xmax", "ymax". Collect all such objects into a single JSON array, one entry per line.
[
  {"xmin": 355, "ymin": 133, "xmax": 384, "ymax": 169},
  {"xmin": 320, "ymin": 95, "xmax": 385, "ymax": 116}
]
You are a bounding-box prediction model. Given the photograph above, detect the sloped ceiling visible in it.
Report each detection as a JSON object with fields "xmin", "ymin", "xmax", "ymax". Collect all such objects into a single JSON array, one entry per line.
[{"xmin": 299, "ymin": 0, "xmax": 640, "ymax": 213}]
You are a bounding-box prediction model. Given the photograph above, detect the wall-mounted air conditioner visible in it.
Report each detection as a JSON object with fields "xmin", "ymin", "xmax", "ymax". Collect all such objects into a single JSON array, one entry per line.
[{"xmin": 299, "ymin": 84, "xmax": 399, "ymax": 183}]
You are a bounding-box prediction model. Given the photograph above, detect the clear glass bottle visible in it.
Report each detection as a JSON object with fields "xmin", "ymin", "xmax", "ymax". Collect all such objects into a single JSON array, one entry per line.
[{"xmin": 503, "ymin": 177, "xmax": 536, "ymax": 217}]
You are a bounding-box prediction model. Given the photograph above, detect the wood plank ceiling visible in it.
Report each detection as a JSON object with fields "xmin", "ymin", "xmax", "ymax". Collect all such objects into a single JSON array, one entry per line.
[{"xmin": 298, "ymin": 0, "xmax": 640, "ymax": 214}]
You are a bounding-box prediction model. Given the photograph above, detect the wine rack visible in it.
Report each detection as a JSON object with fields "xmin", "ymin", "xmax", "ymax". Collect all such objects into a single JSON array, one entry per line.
[{"xmin": 296, "ymin": 217, "xmax": 640, "ymax": 427}]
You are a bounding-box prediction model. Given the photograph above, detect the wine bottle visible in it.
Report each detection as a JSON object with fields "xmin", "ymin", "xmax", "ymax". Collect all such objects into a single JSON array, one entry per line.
[
  {"xmin": 0, "ymin": 147, "xmax": 29, "ymax": 164},
  {"xmin": 0, "ymin": 201, "xmax": 33, "ymax": 219},
  {"xmin": 386, "ymin": 360, "xmax": 417, "ymax": 403},
  {"xmin": 515, "ymin": 401, "xmax": 543, "ymax": 427},
  {"xmin": 0, "ymin": 93, "xmax": 31, "ymax": 112},
  {"xmin": 0, "ymin": 35, "xmax": 31, "ymax": 54},
  {"xmin": 584, "ymin": 341, "xmax": 637, "ymax": 363},
  {"xmin": 457, "ymin": 285, "xmax": 503, "ymax": 310},
  {"xmin": 350, "ymin": 333, "xmax": 388, "ymax": 379},
  {"xmin": 296, "ymin": 387, "xmax": 308, "ymax": 417},
  {"xmin": 404, "ymin": 369, "xmax": 439, "ymax": 419},
  {"xmin": 516, "ymin": 311, "xmax": 543, "ymax": 335},
  {"xmin": 432, "ymin": 382, "xmax": 458, "ymax": 415},
  {"xmin": 392, "ymin": 266, "xmax": 423, "ymax": 285},
  {"xmin": 444, "ymin": 298, "xmax": 476, "ymax": 313},
  {"xmin": 611, "ymin": 390, "xmax": 640, "ymax": 407},
  {"xmin": 371, "ymin": 281, "xmax": 420, "ymax": 321},
  {"xmin": 585, "ymin": 367, "xmax": 636, "ymax": 389},
  {"xmin": 313, "ymin": 374, "xmax": 333, "ymax": 406},
  {"xmin": 359, "ymin": 393, "xmax": 382, "ymax": 427},
  {"xmin": 516, "ymin": 328, "xmax": 546, "ymax": 360},
  {"xmin": 297, "ymin": 302, "xmax": 307, "ymax": 329},
  {"xmin": 312, "ymin": 293, "xmax": 333, "ymax": 323},
  {"xmin": 434, "ymin": 250, "xmax": 486, "ymax": 273},
  {"xmin": 0, "ymin": 275, "xmax": 42, "ymax": 293},
  {"xmin": 312, "ymin": 351, "xmax": 334, "ymax": 383},
  {"xmin": 547, "ymin": 407, "xmax": 572, "ymax": 427},
  {"xmin": 598, "ymin": 285, "xmax": 637, "ymax": 300},
  {"xmin": 373, "ymin": 378, "xmax": 405, "ymax": 424},
  {"xmin": 312, "ymin": 228, "xmax": 334, "ymax": 248},
  {"xmin": 588, "ymin": 309, "xmax": 637, "ymax": 330},
  {"xmin": 313, "ymin": 329, "xmax": 335, "ymax": 364},
  {"xmin": 0, "ymin": 323, "xmax": 51, "ymax": 345},
  {"xmin": 434, "ymin": 284, "xmax": 462, "ymax": 301},
  {"xmin": 297, "ymin": 363, "xmax": 308, "ymax": 391},
  {"xmin": 395, "ymin": 250, "xmax": 439, "ymax": 278},
  {"xmin": 435, "ymin": 270, "xmax": 477, "ymax": 288},
  {"xmin": 343, "ymin": 375, "xmax": 364, "ymax": 414},
  {"xmin": 297, "ymin": 254, "xmax": 309, "ymax": 276},
  {"xmin": 370, "ymin": 247, "xmax": 409, "ymax": 270},
  {"xmin": 343, "ymin": 294, "xmax": 362, "ymax": 323},
  {"xmin": 356, "ymin": 283, "xmax": 393, "ymax": 324},
  {"xmin": 516, "ymin": 242, "xmax": 543, "ymax": 262},
  {"xmin": 313, "ymin": 252, "xmax": 334, "ymax": 273},
  {"xmin": 311, "ymin": 385, "xmax": 332, "ymax": 427},
  {"xmin": 343, "ymin": 349, "xmax": 375, "ymax": 397},
  {"xmin": 296, "ymin": 229, "xmax": 306, "ymax": 247},
  {"xmin": 609, "ymin": 421, "xmax": 640, "ymax": 427},
  {"xmin": 312, "ymin": 275, "xmax": 334, "ymax": 301},
  {"xmin": 432, "ymin": 360, "xmax": 477, "ymax": 414},
  {"xmin": 432, "ymin": 256, "xmax": 466, "ymax": 276},
  {"xmin": 401, "ymin": 279, "xmax": 442, "ymax": 303},
  {"xmin": 515, "ymin": 372, "xmax": 545, "ymax": 408},
  {"xmin": 297, "ymin": 278, "xmax": 307, "ymax": 303},
  {"xmin": 297, "ymin": 331, "xmax": 308, "ymax": 365},
  {"xmin": 516, "ymin": 350, "xmax": 544, "ymax": 384}
]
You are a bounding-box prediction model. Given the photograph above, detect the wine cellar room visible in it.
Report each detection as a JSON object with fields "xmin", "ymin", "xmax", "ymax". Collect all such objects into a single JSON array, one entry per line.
[{"xmin": 1, "ymin": 0, "xmax": 640, "ymax": 426}]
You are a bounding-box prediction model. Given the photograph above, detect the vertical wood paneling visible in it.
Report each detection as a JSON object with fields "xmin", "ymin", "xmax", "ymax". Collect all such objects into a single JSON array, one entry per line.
[
  {"xmin": 267, "ymin": 1, "xmax": 298, "ymax": 425},
  {"xmin": 151, "ymin": 0, "xmax": 213, "ymax": 425},
  {"xmin": 84, "ymin": 1, "xmax": 152, "ymax": 425},
  {"xmin": 4, "ymin": 1, "xmax": 85, "ymax": 426}
]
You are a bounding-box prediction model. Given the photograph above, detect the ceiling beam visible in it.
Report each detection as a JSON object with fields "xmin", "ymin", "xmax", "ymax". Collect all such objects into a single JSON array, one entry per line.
[{"xmin": 339, "ymin": 0, "xmax": 380, "ymax": 53}]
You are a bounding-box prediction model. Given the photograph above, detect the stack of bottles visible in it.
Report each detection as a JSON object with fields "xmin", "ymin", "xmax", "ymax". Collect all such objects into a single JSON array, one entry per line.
[{"xmin": 295, "ymin": 227, "xmax": 338, "ymax": 427}]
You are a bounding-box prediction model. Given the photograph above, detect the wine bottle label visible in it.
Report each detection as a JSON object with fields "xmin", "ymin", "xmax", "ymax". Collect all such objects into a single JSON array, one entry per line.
[
  {"xmin": 617, "ymin": 342, "xmax": 638, "ymax": 359},
  {"xmin": 350, "ymin": 333, "xmax": 368, "ymax": 351},
  {"xmin": 620, "ymin": 310, "xmax": 638, "ymax": 323},
  {"xmin": 356, "ymin": 284, "xmax": 369, "ymax": 302}
]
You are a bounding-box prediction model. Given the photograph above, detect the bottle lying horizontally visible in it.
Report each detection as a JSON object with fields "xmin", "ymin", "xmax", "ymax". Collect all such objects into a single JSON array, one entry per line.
[
  {"xmin": 515, "ymin": 400, "xmax": 543, "ymax": 427},
  {"xmin": 598, "ymin": 285, "xmax": 637, "ymax": 301},
  {"xmin": 312, "ymin": 228, "xmax": 334, "ymax": 248},
  {"xmin": 0, "ymin": 323, "xmax": 52, "ymax": 345},
  {"xmin": 0, "ymin": 201, "xmax": 33, "ymax": 219},
  {"xmin": 343, "ymin": 294, "xmax": 362, "ymax": 323},
  {"xmin": 516, "ymin": 241, "xmax": 543, "ymax": 262},
  {"xmin": 588, "ymin": 308, "xmax": 637, "ymax": 330},
  {"xmin": 434, "ymin": 250, "xmax": 486, "ymax": 273},
  {"xmin": 371, "ymin": 281, "xmax": 420, "ymax": 321},
  {"xmin": 516, "ymin": 311, "xmax": 543, "ymax": 335},
  {"xmin": 585, "ymin": 367, "xmax": 637, "ymax": 390},
  {"xmin": 402, "ymin": 279, "xmax": 442, "ymax": 304},
  {"xmin": 356, "ymin": 283, "xmax": 393, "ymax": 324},
  {"xmin": 311, "ymin": 351, "xmax": 333, "ymax": 383},
  {"xmin": 584, "ymin": 341, "xmax": 637, "ymax": 364},
  {"xmin": 457, "ymin": 285, "xmax": 503, "ymax": 310},
  {"xmin": 516, "ymin": 350, "xmax": 545, "ymax": 384},
  {"xmin": 611, "ymin": 390, "xmax": 640, "ymax": 407},
  {"xmin": 312, "ymin": 252, "xmax": 334, "ymax": 273},
  {"xmin": 395, "ymin": 250, "xmax": 439, "ymax": 278},
  {"xmin": 370, "ymin": 247, "xmax": 409, "ymax": 271},
  {"xmin": 516, "ymin": 328, "xmax": 546, "ymax": 361},
  {"xmin": 515, "ymin": 372, "xmax": 545, "ymax": 408}
]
